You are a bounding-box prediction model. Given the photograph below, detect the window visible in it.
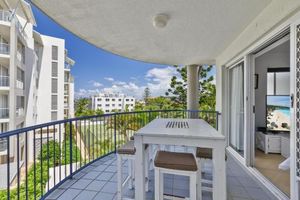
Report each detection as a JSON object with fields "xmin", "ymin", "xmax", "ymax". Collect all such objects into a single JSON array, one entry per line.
[
  {"xmin": 98, "ymin": 98, "xmax": 102, "ymax": 101},
  {"xmin": 112, "ymin": 99, "xmax": 115, "ymax": 101},
  {"xmin": 105, "ymin": 104, "xmax": 109, "ymax": 107},
  {"xmin": 119, "ymin": 99, "xmax": 122, "ymax": 101},
  {"xmin": 51, "ymin": 95, "xmax": 58, "ymax": 110},
  {"xmin": 51, "ymin": 111, "xmax": 57, "ymax": 121},
  {"xmin": 119, "ymin": 104, "xmax": 122, "ymax": 107},
  {"xmin": 52, "ymin": 46, "xmax": 58, "ymax": 60},
  {"xmin": 105, "ymin": 110, "xmax": 109, "ymax": 113},
  {"xmin": 228, "ymin": 62, "xmax": 244, "ymax": 157},
  {"xmin": 105, "ymin": 98, "xmax": 109, "ymax": 102},
  {"xmin": 17, "ymin": 68, "xmax": 24, "ymax": 82},
  {"xmin": 267, "ymin": 68, "xmax": 290, "ymax": 95},
  {"xmin": 52, "ymin": 78, "xmax": 58, "ymax": 93},
  {"xmin": 52, "ymin": 62, "xmax": 58, "ymax": 77},
  {"xmin": 131, "ymin": 99, "xmax": 134, "ymax": 101},
  {"xmin": 98, "ymin": 104, "xmax": 102, "ymax": 107},
  {"xmin": 112, "ymin": 104, "xmax": 115, "ymax": 107}
]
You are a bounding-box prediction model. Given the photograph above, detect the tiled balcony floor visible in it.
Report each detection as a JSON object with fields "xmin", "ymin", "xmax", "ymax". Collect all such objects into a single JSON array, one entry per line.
[{"xmin": 46, "ymin": 153, "xmax": 276, "ymax": 200}]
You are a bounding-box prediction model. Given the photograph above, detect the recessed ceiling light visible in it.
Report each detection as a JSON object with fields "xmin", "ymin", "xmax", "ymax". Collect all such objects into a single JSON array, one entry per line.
[{"xmin": 153, "ymin": 14, "xmax": 169, "ymax": 29}]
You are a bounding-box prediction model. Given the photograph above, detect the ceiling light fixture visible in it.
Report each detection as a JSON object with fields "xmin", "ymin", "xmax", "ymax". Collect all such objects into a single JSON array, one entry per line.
[{"xmin": 153, "ymin": 14, "xmax": 169, "ymax": 29}]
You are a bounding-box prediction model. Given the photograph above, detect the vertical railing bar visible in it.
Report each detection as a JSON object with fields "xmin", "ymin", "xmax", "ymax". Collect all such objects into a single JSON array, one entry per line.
[
  {"xmin": 114, "ymin": 114, "xmax": 117, "ymax": 152},
  {"xmin": 33, "ymin": 129, "xmax": 36, "ymax": 200},
  {"xmin": 7, "ymin": 136, "xmax": 10, "ymax": 200},
  {"xmin": 46, "ymin": 126, "xmax": 50, "ymax": 192},
  {"xmin": 17, "ymin": 134, "xmax": 20, "ymax": 200},
  {"xmin": 96, "ymin": 117, "xmax": 99, "ymax": 158},
  {"xmin": 93, "ymin": 118, "xmax": 95, "ymax": 161},
  {"xmin": 69, "ymin": 121, "xmax": 73, "ymax": 178},
  {"xmin": 79, "ymin": 120, "xmax": 82, "ymax": 167},
  {"xmin": 64, "ymin": 123, "xmax": 67, "ymax": 177},
  {"xmin": 25, "ymin": 131, "xmax": 28, "ymax": 200},
  {"xmin": 84, "ymin": 119, "xmax": 86, "ymax": 165},
  {"xmin": 59, "ymin": 123, "xmax": 62, "ymax": 182},
  {"xmin": 88, "ymin": 119, "xmax": 91, "ymax": 163},
  {"xmin": 40, "ymin": 128, "xmax": 43, "ymax": 196},
  {"xmin": 75, "ymin": 120, "xmax": 78, "ymax": 171},
  {"xmin": 53, "ymin": 125, "xmax": 56, "ymax": 187}
]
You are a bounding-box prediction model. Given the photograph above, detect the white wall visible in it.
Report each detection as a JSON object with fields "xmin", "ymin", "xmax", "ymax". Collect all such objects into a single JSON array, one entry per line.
[
  {"xmin": 254, "ymin": 41, "xmax": 290, "ymax": 129},
  {"xmin": 36, "ymin": 35, "xmax": 65, "ymax": 123}
]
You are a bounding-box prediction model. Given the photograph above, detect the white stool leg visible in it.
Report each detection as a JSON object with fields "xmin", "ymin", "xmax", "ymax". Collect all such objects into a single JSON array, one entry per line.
[
  {"xmin": 197, "ymin": 158, "xmax": 202, "ymax": 200},
  {"xmin": 128, "ymin": 159, "xmax": 133, "ymax": 189},
  {"xmin": 190, "ymin": 173, "xmax": 197, "ymax": 200},
  {"xmin": 117, "ymin": 154, "xmax": 122, "ymax": 200},
  {"xmin": 155, "ymin": 168, "xmax": 164, "ymax": 200},
  {"xmin": 144, "ymin": 148, "xmax": 149, "ymax": 192}
]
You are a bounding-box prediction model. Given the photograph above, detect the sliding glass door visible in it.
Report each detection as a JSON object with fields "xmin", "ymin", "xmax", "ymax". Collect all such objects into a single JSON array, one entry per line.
[{"xmin": 228, "ymin": 62, "xmax": 245, "ymax": 157}]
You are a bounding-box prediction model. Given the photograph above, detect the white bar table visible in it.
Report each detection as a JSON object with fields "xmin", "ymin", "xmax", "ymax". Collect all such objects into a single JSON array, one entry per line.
[{"xmin": 134, "ymin": 118, "xmax": 226, "ymax": 200}]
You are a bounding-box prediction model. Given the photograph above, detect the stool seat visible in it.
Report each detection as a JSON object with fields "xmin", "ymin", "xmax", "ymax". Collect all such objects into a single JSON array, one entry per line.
[
  {"xmin": 117, "ymin": 140, "xmax": 149, "ymax": 155},
  {"xmin": 196, "ymin": 147, "xmax": 227, "ymax": 160},
  {"xmin": 117, "ymin": 140, "xmax": 136, "ymax": 155},
  {"xmin": 154, "ymin": 151, "xmax": 198, "ymax": 171}
]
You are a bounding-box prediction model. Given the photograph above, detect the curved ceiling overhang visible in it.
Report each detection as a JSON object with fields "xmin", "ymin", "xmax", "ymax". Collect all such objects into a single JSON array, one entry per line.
[{"xmin": 31, "ymin": 0, "xmax": 271, "ymax": 65}]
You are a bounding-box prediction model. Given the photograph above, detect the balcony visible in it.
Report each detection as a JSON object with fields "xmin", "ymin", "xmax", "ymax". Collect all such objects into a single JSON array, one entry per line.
[
  {"xmin": 0, "ymin": 43, "xmax": 9, "ymax": 55},
  {"xmin": 16, "ymin": 80, "xmax": 24, "ymax": 90},
  {"xmin": 0, "ymin": 76, "xmax": 9, "ymax": 87},
  {"xmin": 0, "ymin": 108, "xmax": 9, "ymax": 119},
  {"xmin": 15, "ymin": 107, "xmax": 24, "ymax": 117},
  {"xmin": 0, "ymin": 10, "xmax": 10, "ymax": 23},
  {"xmin": 0, "ymin": 110, "xmax": 276, "ymax": 200}
]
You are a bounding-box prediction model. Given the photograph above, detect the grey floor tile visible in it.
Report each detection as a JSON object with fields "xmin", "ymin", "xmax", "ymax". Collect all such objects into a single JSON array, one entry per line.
[
  {"xmin": 101, "ymin": 182, "xmax": 118, "ymax": 194},
  {"xmin": 93, "ymin": 192, "xmax": 115, "ymax": 200},
  {"xmin": 82, "ymin": 171, "xmax": 102, "ymax": 180},
  {"xmin": 96, "ymin": 172, "xmax": 114, "ymax": 181},
  {"xmin": 86, "ymin": 180, "xmax": 106, "ymax": 191},
  {"xmin": 74, "ymin": 190, "xmax": 97, "ymax": 200},
  {"xmin": 46, "ymin": 188, "xmax": 65, "ymax": 199},
  {"xmin": 57, "ymin": 188, "xmax": 81, "ymax": 200},
  {"xmin": 71, "ymin": 179, "xmax": 93, "ymax": 189}
]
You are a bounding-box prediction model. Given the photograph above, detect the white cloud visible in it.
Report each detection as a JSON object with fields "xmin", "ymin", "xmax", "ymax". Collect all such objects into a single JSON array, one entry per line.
[
  {"xmin": 104, "ymin": 77, "xmax": 114, "ymax": 82},
  {"xmin": 76, "ymin": 66, "xmax": 180, "ymax": 99},
  {"xmin": 75, "ymin": 88, "xmax": 101, "ymax": 98},
  {"xmin": 88, "ymin": 80, "xmax": 103, "ymax": 88}
]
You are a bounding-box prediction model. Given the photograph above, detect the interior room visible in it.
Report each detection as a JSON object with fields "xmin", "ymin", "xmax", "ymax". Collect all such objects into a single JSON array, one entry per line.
[{"xmin": 254, "ymin": 38, "xmax": 290, "ymax": 196}]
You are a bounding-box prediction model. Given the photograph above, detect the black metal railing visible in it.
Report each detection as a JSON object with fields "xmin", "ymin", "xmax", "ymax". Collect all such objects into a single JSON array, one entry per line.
[{"xmin": 0, "ymin": 110, "xmax": 219, "ymax": 200}]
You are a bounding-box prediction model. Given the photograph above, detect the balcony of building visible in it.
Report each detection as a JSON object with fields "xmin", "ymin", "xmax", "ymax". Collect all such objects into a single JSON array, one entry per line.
[
  {"xmin": 0, "ymin": 108, "xmax": 9, "ymax": 119},
  {"xmin": 0, "ymin": 76, "xmax": 9, "ymax": 89},
  {"xmin": 0, "ymin": 110, "xmax": 277, "ymax": 200}
]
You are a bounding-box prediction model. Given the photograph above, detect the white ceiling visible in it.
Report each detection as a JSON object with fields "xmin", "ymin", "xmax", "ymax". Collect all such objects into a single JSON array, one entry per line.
[{"xmin": 31, "ymin": 0, "xmax": 271, "ymax": 65}]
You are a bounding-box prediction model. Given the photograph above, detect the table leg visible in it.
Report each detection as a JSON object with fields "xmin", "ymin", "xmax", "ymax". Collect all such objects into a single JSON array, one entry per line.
[
  {"xmin": 134, "ymin": 136, "xmax": 145, "ymax": 200},
  {"xmin": 212, "ymin": 143, "xmax": 226, "ymax": 200}
]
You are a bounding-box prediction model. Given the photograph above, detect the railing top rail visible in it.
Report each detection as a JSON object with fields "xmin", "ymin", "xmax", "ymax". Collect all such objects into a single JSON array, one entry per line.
[{"xmin": 0, "ymin": 109, "xmax": 220, "ymax": 138}]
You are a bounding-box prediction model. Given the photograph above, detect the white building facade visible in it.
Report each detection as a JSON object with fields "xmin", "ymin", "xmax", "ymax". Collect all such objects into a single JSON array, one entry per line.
[
  {"xmin": 0, "ymin": 0, "xmax": 75, "ymax": 169},
  {"xmin": 91, "ymin": 93, "xmax": 135, "ymax": 113}
]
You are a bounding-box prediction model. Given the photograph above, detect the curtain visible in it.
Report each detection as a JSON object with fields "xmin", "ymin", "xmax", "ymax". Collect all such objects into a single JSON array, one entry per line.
[{"xmin": 229, "ymin": 63, "xmax": 244, "ymax": 152}]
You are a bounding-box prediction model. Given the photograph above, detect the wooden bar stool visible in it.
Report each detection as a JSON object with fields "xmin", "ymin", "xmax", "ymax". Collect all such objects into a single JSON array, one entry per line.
[
  {"xmin": 154, "ymin": 151, "xmax": 198, "ymax": 200},
  {"xmin": 196, "ymin": 147, "xmax": 227, "ymax": 199},
  {"xmin": 117, "ymin": 140, "xmax": 149, "ymax": 200}
]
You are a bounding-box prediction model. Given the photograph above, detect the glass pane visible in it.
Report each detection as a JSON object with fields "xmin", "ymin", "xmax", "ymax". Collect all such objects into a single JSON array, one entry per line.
[
  {"xmin": 267, "ymin": 73, "xmax": 274, "ymax": 95},
  {"xmin": 276, "ymin": 72, "xmax": 289, "ymax": 95},
  {"xmin": 229, "ymin": 62, "xmax": 244, "ymax": 157}
]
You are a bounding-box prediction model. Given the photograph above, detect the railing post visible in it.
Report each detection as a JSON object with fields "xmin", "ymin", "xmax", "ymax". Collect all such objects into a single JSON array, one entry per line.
[
  {"xmin": 69, "ymin": 121, "xmax": 73, "ymax": 178},
  {"xmin": 114, "ymin": 114, "xmax": 117, "ymax": 152}
]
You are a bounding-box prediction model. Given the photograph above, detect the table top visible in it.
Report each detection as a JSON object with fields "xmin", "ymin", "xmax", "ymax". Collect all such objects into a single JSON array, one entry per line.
[{"xmin": 135, "ymin": 118, "xmax": 225, "ymax": 140}]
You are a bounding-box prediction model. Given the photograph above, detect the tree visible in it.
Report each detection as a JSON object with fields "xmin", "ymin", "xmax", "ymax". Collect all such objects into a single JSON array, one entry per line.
[
  {"xmin": 165, "ymin": 65, "xmax": 215, "ymax": 110},
  {"xmin": 75, "ymin": 98, "xmax": 104, "ymax": 117},
  {"xmin": 143, "ymin": 87, "xmax": 151, "ymax": 106}
]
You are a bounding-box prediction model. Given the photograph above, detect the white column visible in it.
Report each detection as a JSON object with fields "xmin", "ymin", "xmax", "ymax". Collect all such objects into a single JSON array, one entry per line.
[{"xmin": 187, "ymin": 65, "xmax": 199, "ymax": 118}]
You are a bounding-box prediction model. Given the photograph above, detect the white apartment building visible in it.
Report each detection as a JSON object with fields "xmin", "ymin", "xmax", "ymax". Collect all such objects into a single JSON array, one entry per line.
[
  {"xmin": 91, "ymin": 93, "xmax": 135, "ymax": 113},
  {"xmin": 0, "ymin": 0, "xmax": 75, "ymax": 172}
]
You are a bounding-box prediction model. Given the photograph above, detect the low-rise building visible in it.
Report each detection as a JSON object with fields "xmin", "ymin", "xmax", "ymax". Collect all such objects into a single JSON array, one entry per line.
[{"xmin": 91, "ymin": 93, "xmax": 135, "ymax": 113}]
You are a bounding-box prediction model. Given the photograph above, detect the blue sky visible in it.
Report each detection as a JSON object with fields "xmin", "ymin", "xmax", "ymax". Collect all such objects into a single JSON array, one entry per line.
[{"xmin": 31, "ymin": 4, "xmax": 215, "ymax": 99}]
